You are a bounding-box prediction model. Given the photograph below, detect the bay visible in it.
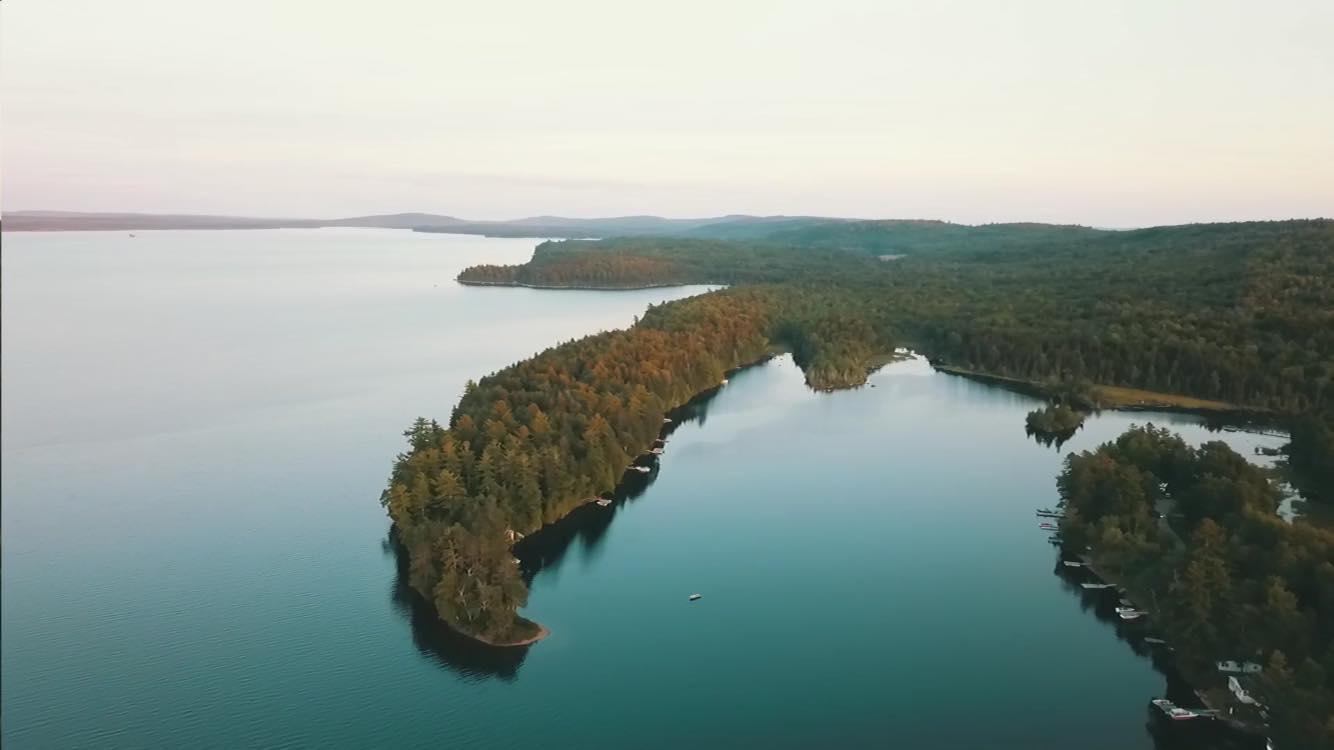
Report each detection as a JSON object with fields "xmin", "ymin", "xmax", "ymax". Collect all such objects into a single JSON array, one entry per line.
[{"xmin": 1, "ymin": 228, "xmax": 1284, "ymax": 749}]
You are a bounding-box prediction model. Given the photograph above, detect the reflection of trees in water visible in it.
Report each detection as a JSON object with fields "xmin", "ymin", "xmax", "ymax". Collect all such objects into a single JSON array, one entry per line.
[
  {"xmin": 382, "ymin": 533, "xmax": 531, "ymax": 682},
  {"xmin": 1051, "ymin": 560, "xmax": 1268, "ymax": 750},
  {"xmin": 514, "ymin": 381, "xmax": 728, "ymax": 580},
  {"xmin": 1026, "ymin": 425, "xmax": 1078, "ymax": 450},
  {"xmin": 378, "ymin": 381, "xmax": 731, "ymax": 683}
]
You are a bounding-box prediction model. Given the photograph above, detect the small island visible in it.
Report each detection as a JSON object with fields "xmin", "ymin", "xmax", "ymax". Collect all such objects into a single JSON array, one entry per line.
[{"xmin": 1025, "ymin": 403, "xmax": 1087, "ymax": 446}]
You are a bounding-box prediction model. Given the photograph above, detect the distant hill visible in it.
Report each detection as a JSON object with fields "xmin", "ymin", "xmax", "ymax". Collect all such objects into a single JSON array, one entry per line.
[
  {"xmin": 3, "ymin": 210, "xmax": 845, "ymax": 235},
  {"xmin": 324, "ymin": 213, "xmax": 464, "ymax": 229},
  {"xmin": 756, "ymin": 219, "xmax": 1112, "ymax": 255},
  {"xmin": 0, "ymin": 212, "xmax": 1111, "ymax": 253},
  {"xmin": 2, "ymin": 210, "xmax": 467, "ymax": 231},
  {"xmin": 2, "ymin": 211, "xmax": 324, "ymax": 231}
]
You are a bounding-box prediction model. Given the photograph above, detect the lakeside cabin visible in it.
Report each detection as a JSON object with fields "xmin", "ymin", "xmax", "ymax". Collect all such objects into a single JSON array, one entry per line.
[{"xmin": 1217, "ymin": 660, "xmax": 1263, "ymax": 675}]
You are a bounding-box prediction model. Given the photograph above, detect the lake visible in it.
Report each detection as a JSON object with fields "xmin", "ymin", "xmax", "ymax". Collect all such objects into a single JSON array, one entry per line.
[{"xmin": 1, "ymin": 229, "xmax": 1285, "ymax": 749}]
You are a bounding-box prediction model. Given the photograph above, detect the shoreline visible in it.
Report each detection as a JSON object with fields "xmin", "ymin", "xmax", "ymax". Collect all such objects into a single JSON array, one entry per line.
[
  {"xmin": 456, "ymin": 278, "xmax": 691, "ymax": 291},
  {"xmin": 1072, "ymin": 554, "xmax": 1267, "ymax": 737},
  {"xmin": 931, "ymin": 364, "xmax": 1272, "ymax": 419},
  {"xmin": 470, "ymin": 623, "xmax": 551, "ymax": 648},
  {"xmin": 429, "ymin": 349, "xmax": 781, "ymax": 648}
]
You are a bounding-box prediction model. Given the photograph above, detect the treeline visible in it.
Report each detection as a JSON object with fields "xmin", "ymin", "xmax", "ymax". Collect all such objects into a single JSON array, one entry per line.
[
  {"xmin": 457, "ymin": 237, "xmax": 880, "ymax": 288},
  {"xmin": 1056, "ymin": 426, "xmax": 1334, "ymax": 749},
  {"xmin": 383, "ymin": 289, "xmax": 781, "ymax": 643},
  {"xmin": 393, "ymin": 218, "xmax": 1333, "ymax": 645},
  {"xmin": 458, "ymin": 220, "xmax": 1334, "ymax": 415},
  {"xmin": 382, "ymin": 283, "xmax": 909, "ymax": 641}
]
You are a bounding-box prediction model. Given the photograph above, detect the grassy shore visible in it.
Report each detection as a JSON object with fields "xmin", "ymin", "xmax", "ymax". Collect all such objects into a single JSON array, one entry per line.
[
  {"xmin": 1090, "ymin": 384, "xmax": 1238, "ymax": 412},
  {"xmin": 470, "ymin": 619, "xmax": 550, "ymax": 648},
  {"xmin": 932, "ymin": 364, "xmax": 1245, "ymax": 413}
]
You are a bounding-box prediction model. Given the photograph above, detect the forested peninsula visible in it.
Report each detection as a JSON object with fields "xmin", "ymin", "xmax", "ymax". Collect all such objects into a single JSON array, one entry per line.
[{"xmin": 385, "ymin": 218, "xmax": 1333, "ymax": 745}]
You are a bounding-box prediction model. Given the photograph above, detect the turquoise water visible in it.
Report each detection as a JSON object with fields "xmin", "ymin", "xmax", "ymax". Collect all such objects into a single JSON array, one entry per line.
[{"xmin": 1, "ymin": 229, "xmax": 1284, "ymax": 748}]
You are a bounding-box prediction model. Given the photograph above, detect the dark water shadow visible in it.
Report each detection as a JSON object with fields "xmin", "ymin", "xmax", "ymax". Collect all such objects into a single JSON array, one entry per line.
[
  {"xmin": 1026, "ymin": 425, "xmax": 1079, "ymax": 450},
  {"xmin": 378, "ymin": 358, "xmax": 762, "ymax": 683},
  {"xmin": 1051, "ymin": 557, "xmax": 1269, "ymax": 750},
  {"xmin": 382, "ymin": 532, "xmax": 532, "ymax": 682},
  {"xmin": 512, "ymin": 370, "xmax": 737, "ymax": 579}
]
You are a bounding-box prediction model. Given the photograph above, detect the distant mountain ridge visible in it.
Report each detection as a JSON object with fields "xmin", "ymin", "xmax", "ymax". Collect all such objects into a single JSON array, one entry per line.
[
  {"xmin": 1, "ymin": 210, "xmax": 850, "ymax": 238},
  {"xmin": 1, "ymin": 210, "xmax": 465, "ymax": 231}
]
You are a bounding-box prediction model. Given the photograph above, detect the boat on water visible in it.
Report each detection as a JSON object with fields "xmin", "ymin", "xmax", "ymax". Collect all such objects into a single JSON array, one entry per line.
[
  {"xmin": 688, "ymin": 593, "xmax": 702, "ymax": 601},
  {"xmin": 1151, "ymin": 699, "xmax": 1199, "ymax": 720},
  {"xmin": 1036, "ymin": 508, "xmax": 1065, "ymax": 518},
  {"xmin": 1081, "ymin": 582, "xmax": 1114, "ymax": 590},
  {"xmin": 1047, "ymin": 535, "xmax": 1064, "ymax": 545},
  {"xmin": 1143, "ymin": 637, "xmax": 1168, "ymax": 645},
  {"xmin": 1119, "ymin": 610, "xmax": 1146, "ymax": 621},
  {"xmin": 629, "ymin": 465, "xmax": 651, "ymax": 473},
  {"xmin": 720, "ymin": 378, "xmax": 729, "ymax": 385},
  {"xmin": 1039, "ymin": 522, "xmax": 1058, "ymax": 530},
  {"xmin": 662, "ymin": 417, "xmax": 672, "ymax": 423},
  {"xmin": 595, "ymin": 497, "xmax": 612, "ymax": 507},
  {"xmin": 1062, "ymin": 560, "xmax": 1084, "ymax": 568},
  {"xmin": 650, "ymin": 448, "xmax": 664, "ymax": 455}
]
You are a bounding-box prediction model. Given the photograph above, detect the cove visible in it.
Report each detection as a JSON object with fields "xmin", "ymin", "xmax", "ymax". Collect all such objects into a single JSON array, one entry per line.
[{"xmin": 1, "ymin": 229, "xmax": 1286, "ymax": 749}]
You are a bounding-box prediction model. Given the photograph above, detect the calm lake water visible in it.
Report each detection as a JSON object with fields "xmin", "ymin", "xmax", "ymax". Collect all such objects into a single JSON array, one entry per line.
[{"xmin": 1, "ymin": 229, "xmax": 1285, "ymax": 749}]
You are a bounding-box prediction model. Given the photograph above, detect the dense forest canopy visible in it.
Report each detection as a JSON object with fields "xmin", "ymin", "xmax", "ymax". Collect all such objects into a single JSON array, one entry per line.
[
  {"xmin": 459, "ymin": 220, "xmax": 1334, "ymax": 413},
  {"xmin": 389, "ymin": 217, "xmax": 1334, "ymax": 744},
  {"xmin": 1057, "ymin": 426, "xmax": 1334, "ymax": 748}
]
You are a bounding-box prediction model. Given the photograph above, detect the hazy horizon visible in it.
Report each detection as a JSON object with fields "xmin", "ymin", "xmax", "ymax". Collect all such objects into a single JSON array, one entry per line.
[{"xmin": 4, "ymin": 0, "xmax": 1332, "ymax": 225}]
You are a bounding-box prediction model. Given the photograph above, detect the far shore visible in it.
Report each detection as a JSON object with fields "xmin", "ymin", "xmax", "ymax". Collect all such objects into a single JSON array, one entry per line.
[
  {"xmin": 931, "ymin": 364, "xmax": 1260, "ymax": 416},
  {"xmin": 456, "ymin": 278, "xmax": 690, "ymax": 291}
]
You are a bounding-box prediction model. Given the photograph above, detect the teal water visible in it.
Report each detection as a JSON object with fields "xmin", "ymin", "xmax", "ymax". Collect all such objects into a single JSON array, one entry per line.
[{"xmin": 1, "ymin": 229, "xmax": 1284, "ymax": 749}]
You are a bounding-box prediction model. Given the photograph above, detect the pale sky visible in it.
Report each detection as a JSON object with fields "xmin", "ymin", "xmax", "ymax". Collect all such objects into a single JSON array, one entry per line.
[{"xmin": 3, "ymin": 0, "xmax": 1332, "ymax": 225}]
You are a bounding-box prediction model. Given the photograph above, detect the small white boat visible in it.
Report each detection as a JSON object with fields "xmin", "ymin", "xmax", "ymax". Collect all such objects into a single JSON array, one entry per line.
[
  {"xmin": 1143, "ymin": 637, "xmax": 1168, "ymax": 645},
  {"xmin": 629, "ymin": 465, "xmax": 651, "ymax": 474},
  {"xmin": 1081, "ymin": 583, "xmax": 1114, "ymax": 590},
  {"xmin": 650, "ymin": 448, "xmax": 664, "ymax": 455},
  {"xmin": 662, "ymin": 417, "xmax": 672, "ymax": 423},
  {"xmin": 1119, "ymin": 610, "xmax": 1145, "ymax": 621},
  {"xmin": 595, "ymin": 497, "xmax": 612, "ymax": 507},
  {"xmin": 1151, "ymin": 699, "xmax": 1198, "ymax": 720},
  {"xmin": 720, "ymin": 378, "xmax": 729, "ymax": 385},
  {"xmin": 1062, "ymin": 561, "xmax": 1084, "ymax": 568},
  {"xmin": 688, "ymin": 593, "xmax": 702, "ymax": 601}
]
